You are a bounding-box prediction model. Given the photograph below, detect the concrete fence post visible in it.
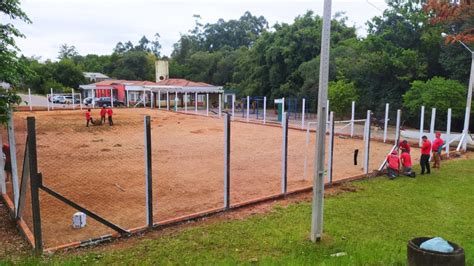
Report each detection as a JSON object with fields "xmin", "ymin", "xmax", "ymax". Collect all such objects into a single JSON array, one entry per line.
[
  {"xmin": 363, "ymin": 110, "xmax": 371, "ymax": 175},
  {"xmin": 301, "ymin": 98, "xmax": 306, "ymax": 129},
  {"xmin": 430, "ymin": 108, "xmax": 436, "ymax": 139},
  {"xmin": 419, "ymin": 106, "xmax": 425, "ymax": 146},
  {"xmin": 383, "ymin": 103, "xmax": 389, "ymax": 142},
  {"xmin": 446, "ymin": 108, "xmax": 452, "ymax": 158},
  {"xmin": 328, "ymin": 111, "xmax": 335, "ymax": 184},
  {"xmin": 350, "ymin": 101, "xmax": 355, "ymax": 137},
  {"xmin": 28, "ymin": 88, "xmax": 32, "ymax": 111},
  {"xmin": 281, "ymin": 112, "xmax": 288, "ymax": 194}
]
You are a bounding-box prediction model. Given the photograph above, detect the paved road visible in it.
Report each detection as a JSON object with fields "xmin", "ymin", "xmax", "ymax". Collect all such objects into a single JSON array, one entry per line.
[{"xmin": 18, "ymin": 93, "xmax": 81, "ymax": 109}]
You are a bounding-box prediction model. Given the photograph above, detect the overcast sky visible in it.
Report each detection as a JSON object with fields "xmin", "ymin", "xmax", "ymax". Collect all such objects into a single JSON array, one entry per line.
[{"xmin": 15, "ymin": 0, "xmax": 387, "ymax": 61}]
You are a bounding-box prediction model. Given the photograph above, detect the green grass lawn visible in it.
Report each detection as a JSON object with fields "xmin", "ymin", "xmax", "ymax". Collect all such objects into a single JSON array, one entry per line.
[{"xmin": 3, "ymin": 157, "xmax": 474, "ymax": 265}]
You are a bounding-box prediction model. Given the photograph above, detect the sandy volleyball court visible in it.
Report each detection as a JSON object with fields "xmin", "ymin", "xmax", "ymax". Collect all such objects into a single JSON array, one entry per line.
[{"xmin": 7, "ymin": 108, "xmax": 410, "ymax": 248}]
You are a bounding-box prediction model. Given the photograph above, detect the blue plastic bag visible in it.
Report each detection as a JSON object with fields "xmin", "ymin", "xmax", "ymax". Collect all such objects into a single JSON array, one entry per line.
[{"xmin": 420, "ymin": 237, "xmax": 454, "ymax": 253}]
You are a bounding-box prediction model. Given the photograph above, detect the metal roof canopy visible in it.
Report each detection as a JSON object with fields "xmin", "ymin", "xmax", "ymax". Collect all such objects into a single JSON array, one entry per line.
[{"xmin": 143, "ymin": 85, "xmax": 223, "ymax": 94}]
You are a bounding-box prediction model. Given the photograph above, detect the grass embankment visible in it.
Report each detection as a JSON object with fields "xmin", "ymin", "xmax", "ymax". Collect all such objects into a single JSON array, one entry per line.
[{"xmin": 3, "ymin": 157, "xmax": 474, "ymax": 265}]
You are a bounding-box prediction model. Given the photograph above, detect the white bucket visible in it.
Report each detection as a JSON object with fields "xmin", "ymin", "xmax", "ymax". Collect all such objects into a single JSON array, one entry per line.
[{"xmin": 72, "ymin": 212, "xmax": 87, "ymax": 229}]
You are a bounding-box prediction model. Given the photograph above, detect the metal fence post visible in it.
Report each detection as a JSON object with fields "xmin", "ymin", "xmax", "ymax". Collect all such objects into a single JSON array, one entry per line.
[
  {"xmin": 328, "ymin": 111, "xmax": 335, "ymax": 184},
  {"xmin": 246, "ymin": 96, "xmax": 250, "ymax": 122},
  {"xmin": 326, "ymin": 99, "xmax": 330, "ymax": 124},
  {"xmin": 144, "ymin": 116, "xmax": 153, "ymax": 228},
  {"xmin": 281, "ymin": 112, "xmax": 288, "ymax": 194},
  {"xmin": 263, "ymin": 96, "xmax": 267, "ymax": 124},
  {"xmin": 364, "ymin": 110, "xmax": 371, "ymax": 175},
  {"xmin": 224, "ymin": 113, "xmax": 231, "ymax": 209},
  {"xmin": 166, "ymin": 91, "xmax": 169, "ymax": 110},
  {"xmin": 27, "ymin": 117, "xmax": 43, "ymax": 254}
]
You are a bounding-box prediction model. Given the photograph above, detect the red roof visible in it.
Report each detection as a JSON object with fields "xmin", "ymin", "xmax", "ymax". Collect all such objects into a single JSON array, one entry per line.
[
  {"xmin": 155, "ymin": 78, "xmax": 213, "ymax": 87},
  {"xmin": 93, "ymin": 78, "xmax": 214, "ymax": 87},
  {"xmin": 94, "ymin": 80, "xmax": 158, "ymax": 86}
]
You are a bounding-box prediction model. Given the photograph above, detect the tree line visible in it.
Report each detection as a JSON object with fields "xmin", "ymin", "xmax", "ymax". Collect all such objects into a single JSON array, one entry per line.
[{"xmin": 3, "ymin": 1, "xmax": 473, "ymax": 130}]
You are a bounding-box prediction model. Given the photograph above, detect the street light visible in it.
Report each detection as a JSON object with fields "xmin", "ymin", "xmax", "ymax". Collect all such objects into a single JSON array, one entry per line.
[{"xmin": 442, "ymin": 32, "xmax": 474, "ymax": 151}]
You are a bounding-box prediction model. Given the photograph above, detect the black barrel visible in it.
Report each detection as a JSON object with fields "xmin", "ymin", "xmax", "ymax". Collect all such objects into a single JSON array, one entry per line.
[{"xmin": 407, "ymin": 237, "xmax": 465, "ymax": 266}]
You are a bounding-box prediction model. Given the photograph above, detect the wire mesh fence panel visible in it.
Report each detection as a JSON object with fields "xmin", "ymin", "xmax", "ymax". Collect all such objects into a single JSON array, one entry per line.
[
  {"xmin": 230, "ymin": 121, "xmax": 282, "ymax": 204},
  {"xmin": 286, "ymin": 127, "xmax": 315, "ymax": 191},
  {"xmin": 15, "ymin": 108, "xmax": 146, "ymax": 248},
  {"xmin": 152, "ymin": 112, "xmax": 224, "ymax": 222}
]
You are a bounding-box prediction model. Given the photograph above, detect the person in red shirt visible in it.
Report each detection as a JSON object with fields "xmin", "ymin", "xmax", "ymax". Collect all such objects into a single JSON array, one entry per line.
[
  {"xmin": 100, "ymin": 106, "xmax": 107, "ymax": 124},
  {"xmin": 386, "ymin": 150, "xmax": 400, "ymax": 179},
  {"xmin": 399, "ymin": 140, "xmax": 411, "ymax": 154},
  {"xmin": 431, "ymin": 132, "xmax": 444, "ymax": 169},
  {"xmin": 400, "ymin": 148, "xmax": 414, "ymax": 177},
  {"xmin": 420, "ymin": 135, "xmax": 431, "ymax": 175},
  {"xmin": 2, "ymin": 144, "xmax": 11, "ymax": 182},
  {"xmin": 85, "ymin": 109, "xmax": 94, "ymax": 127},
  {"xmin": 107, "ymin": 107, "xmax": 114, "ymax": 126}
]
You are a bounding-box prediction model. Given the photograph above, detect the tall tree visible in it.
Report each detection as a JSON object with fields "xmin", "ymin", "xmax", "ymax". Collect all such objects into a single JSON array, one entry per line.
[
  {"xmin": 0, "ymin": 0, "xmax": 30, "ymax": 122},
  {"xmin": 0, "ymin": 0, "xmax": 31, "ymax": 86},
  {"xmin": 424, "ymin": 0, "xmax": 473, "ymax": 43},
  {"xmin": 58, "ymin": 44, "xmax": 79, "ymax": 60}
]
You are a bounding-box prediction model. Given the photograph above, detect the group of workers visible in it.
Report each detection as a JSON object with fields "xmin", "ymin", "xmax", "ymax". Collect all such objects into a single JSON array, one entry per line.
[
  {"xmin": 85, "ymin": 106, "xmax": 114, "ymax": 127},
  {"xmin": 386, "ymin": 132, "xmax": 445, "ymax": 179}
]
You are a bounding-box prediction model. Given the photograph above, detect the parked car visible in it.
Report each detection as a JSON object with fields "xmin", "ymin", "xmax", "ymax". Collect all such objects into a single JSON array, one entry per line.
[
  {"xmin": 83, "ymin": 97, "xmax": 99, "ymax": 106},
  {"xmin": 95, "ymin": 97, "xmax": 125, "ymax": 107},
  {"xmin": 52, "ymin": 95, "xmax": 64, "ymax": 103}
]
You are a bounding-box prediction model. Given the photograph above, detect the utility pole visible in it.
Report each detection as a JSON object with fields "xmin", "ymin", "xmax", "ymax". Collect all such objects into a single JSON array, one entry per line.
[{"xmin": 311, "ymin": 0, "xmax": 332, "ymax": 242}]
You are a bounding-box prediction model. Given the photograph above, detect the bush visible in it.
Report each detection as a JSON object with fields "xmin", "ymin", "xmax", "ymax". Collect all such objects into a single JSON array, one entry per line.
[
  {"xmin": 328, "ymin": 80, "xmax": 359, "ymax": 118},
  {"xmin": 403, "ymin": 77, "xmax": 466, "ymax": 130}
]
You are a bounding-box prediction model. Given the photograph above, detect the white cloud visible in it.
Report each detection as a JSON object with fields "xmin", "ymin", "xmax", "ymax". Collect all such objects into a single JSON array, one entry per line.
[{"xmin": 15, "ymin": 0, "xmax": 387, "ymax": 61}]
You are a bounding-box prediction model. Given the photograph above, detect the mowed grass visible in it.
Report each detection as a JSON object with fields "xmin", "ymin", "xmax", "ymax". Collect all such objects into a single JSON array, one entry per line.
[{"xmin": 4, "ymin": 157, "xmax": 474, "ymax": 265}]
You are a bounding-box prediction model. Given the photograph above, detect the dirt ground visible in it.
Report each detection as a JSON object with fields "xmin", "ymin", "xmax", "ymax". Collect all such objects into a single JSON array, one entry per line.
[{"xmin": 7, "ymin": 108, "xmax": 409, "ymax": 249}]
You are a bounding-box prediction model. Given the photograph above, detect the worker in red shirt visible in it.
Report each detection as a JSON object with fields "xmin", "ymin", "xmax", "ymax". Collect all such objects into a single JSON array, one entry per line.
[
  {"xmin": 85, "ymin": 109, "xmax": 94, "ymax": 127},
  {"xmin": 100, "ymin": 106, "xmax": 107, "ymax": 124},
  {"xmin": 399, "ymin": 140, "xmax": 411, "ymax": 154},
  {"xmin": 107, "ymin": 107, "xmax": 114, "ymax": 126},
  {"xmin": 2, "ymin": 144, "xmax": 11, "ymax": 182},
  {"xmin": 431, "ymin": 132, "xmax": 444, "ymax": 169},
  {"xmin": 420, "ymin": 135, "xmax": 431, "ymax": 175},
  {"xmin": 386, "ymin": 150, "xmax": 400, "ymax": 179},
  {"xmin": 400, "ymin": 148, "xmax": 414, "ymax": 177}
]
